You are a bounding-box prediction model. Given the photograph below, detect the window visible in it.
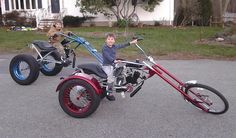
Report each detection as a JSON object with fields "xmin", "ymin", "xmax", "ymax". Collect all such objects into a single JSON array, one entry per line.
[
  {"xmin": 8, "ymin": 0, "xmax": 42, "ymax": 10},
  {"xmin": 15, "ymin": 0, "xmax": 19, "ymax": 9},
  {"xmin": 11, "ymin": 0, "xmax": 14, "ymax": 9},
  {"xmin": 20, "ymin": 0, "xmax": 24, "ymax": 9},
  {"xmin": 38, "ymin": 0, "xmax": 42, "ymax": 9},
  {"xmin": 32, "ymin": 0, "xmax": 36, "ymax": 9},
  {"xmin": 51, "ymin": 0, "xmax": 60, "ymax": 13},
  {"xmin": 26, "ymin": 0, "xmax": 30, "ymax": 9},
  {"xmin": 5, "ymin": 0, "xmax": 10, "ymax": 11}
]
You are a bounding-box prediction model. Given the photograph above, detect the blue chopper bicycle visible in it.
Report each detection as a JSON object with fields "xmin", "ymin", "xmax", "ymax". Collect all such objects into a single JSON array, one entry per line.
[{"xmin": 9, "ymin": 32, "xmax": 103, "ymax": 85}]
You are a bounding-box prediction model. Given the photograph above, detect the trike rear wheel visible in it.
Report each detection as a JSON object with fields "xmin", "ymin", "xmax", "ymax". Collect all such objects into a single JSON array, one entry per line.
[
  {"xmin": 185, "ymin": 83, "xmax": 229, "ymax": 114},
  {"xmin": 58, "ymin": 79, "xmax": 100, "ymax": 118},
  {"xmin": 9, "ymin": 54, "xmax": 39, "ymax": 85}
]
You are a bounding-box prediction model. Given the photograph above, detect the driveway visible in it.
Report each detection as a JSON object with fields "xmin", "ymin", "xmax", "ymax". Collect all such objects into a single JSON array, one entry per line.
[{"xmin": 0, "ymin": 54, "xmax": 236, "ymax": 138}]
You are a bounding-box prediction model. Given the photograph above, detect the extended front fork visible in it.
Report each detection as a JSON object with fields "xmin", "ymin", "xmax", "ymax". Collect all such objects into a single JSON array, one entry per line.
[{"xmin": 147, "ymin": 63, "xmax": 209, "ymax": 112}]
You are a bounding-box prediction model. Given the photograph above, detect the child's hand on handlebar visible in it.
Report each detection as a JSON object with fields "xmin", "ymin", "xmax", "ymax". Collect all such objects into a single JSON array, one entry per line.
[
  {"xmin": 129, "ymin": 39, "xmax": 138, "ymax": 45},
  {"xmin": 66, "ymin": 31, "xmax": 73, "ymax": 36},
  {"xmin": 114, "ymin": 60, "xmax": 122, "ymax": 64}
]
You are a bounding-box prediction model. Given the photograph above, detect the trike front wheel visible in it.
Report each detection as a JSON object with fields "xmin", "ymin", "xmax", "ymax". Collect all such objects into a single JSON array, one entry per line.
[{"xmin": 184, "ymin": 83, "xmax": 229, "ymax": 114}]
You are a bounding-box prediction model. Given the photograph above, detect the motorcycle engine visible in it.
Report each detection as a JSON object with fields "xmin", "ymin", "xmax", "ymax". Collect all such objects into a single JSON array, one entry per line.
[{"xmin": 126, "ymin": 71, "xmax": 140, "ymax": 84}]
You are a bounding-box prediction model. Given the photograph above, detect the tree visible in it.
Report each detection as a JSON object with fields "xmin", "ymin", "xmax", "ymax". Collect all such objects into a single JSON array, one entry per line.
[
  {"xmin": 219, "ymin": 0, "xmax": 230, "ymax": 24},
  {"xmin": 210, "ymin": 0, "xmax": 231, "ymax": 24},
  {"xmin": 175, "ymin": 0, "xmax": 201, "ymax": 26},
  {"xmin": 197, "ymin": 0, "xmax": 212, "ymax": 26},
  {"xmin": 76, "ymin": 0, "xmax": 163, "ymax": 21},
  {"xmin": 174, "ymin": 0, "xmax": 213, "ymax": 26},
  {"xmin": 219, "ymin": 0, "xmax": 230, "ymax": 16}
]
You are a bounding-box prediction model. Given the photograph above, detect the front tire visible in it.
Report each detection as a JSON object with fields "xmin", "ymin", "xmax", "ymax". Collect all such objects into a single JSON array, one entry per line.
[
  {"xmin": 9, "ymin": 54, "xmax": 39, "ymax": 85},
  {"xmin": 185, "ymin": 83, "xmax": 229, "ymax": 114},
  {"xmin": 58, "ymin": 79, "xmax": 101, "ymax": 118},
  {"xmin": 38, "ymin": 51, "xmax": 63, "ymax": 76}
]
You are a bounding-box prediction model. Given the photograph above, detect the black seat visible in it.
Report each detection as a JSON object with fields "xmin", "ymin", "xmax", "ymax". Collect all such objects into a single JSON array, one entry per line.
[
  {"xmin": 32, "ymin": 40, "xmax": 56, "ymax": 51},
  {"xmin": 77, "ymin": 63, "xmax": 107, "ymax": 79},
  {"xmin": 126, "ymin": 63, "xmax": 143, "ymax": 68}
]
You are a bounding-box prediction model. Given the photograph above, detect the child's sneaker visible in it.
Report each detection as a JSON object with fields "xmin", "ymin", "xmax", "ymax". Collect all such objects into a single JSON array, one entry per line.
[{"xmin": 106, "ymin": 93, "xmax": 115, "ymax": 101}]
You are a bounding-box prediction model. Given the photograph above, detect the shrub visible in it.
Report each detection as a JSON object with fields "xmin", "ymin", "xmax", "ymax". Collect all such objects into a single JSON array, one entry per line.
[
  {"xmin": 3, "ymin": 11, "xmax": 26, "ymax": 26},
  {"xmin": 3, "ymin": 11, "xmax": 36, "ymax": 27},
  {"xmin": 63, "ymin": 16, "xmax": 91, "ymax": 27},
  {"xmin": 195, "ymin": 0, "xmax": 212, "ymax": 26},
  {"xmin": 0, "ymin": 9, "xmax": 2, "ymax": 26},
  {"xmin": 154, "ymin": 21, "xmax": 161, "ymax": 26},
  {"xmin": 174, "ymin": 0, "xmax": 212, "ymax": 26},
  {"xmin": 232, "ymin": 23, "xmax": 236, "ymax": 34},
  {"xmin": 115, "ymin": 19, "xmax": 128, "ymax": 28}
]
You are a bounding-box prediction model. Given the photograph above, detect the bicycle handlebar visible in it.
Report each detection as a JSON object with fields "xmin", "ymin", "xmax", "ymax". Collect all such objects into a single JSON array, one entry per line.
[{"xmin": 132, "ymin": 36, "xmax": 144, "ymax": 41}]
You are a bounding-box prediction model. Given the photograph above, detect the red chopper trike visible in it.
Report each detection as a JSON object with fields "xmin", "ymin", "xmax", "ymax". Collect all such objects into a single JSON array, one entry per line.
[{"xmin": 56, "ymin": 37, "xmax": 229, "ymax": 118}]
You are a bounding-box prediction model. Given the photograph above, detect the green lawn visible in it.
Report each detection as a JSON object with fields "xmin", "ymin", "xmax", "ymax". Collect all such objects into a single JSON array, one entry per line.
[{"xmin": 1, "ymin": 26, "xmax": 235, "ymax": 59}]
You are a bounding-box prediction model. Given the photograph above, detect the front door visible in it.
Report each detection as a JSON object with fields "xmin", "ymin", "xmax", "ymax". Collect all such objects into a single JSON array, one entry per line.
[{"xmin": 51, "ymin": 0, "xmax": 60, "ymax": 13}]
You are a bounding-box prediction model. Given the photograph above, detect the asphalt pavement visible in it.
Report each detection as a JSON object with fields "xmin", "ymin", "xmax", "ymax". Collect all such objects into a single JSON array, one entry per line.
[{"xmin": 0, "ymin": 54, "xmax": 236, "ymax": 138}]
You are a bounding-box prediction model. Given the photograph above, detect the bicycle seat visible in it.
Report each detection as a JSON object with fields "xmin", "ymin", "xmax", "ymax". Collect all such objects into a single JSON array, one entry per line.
[{"xmin": 32, "ymin": 40, "xmax": 56, "ymax": 51}]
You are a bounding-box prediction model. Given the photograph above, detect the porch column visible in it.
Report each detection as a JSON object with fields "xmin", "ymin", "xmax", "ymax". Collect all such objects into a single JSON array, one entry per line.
[
  {"xmin": 13, "ymin": 0, "xmax": 16, "ymax": 9},
  {"xmin": 48, "ymin": 0, "xmax": 50, "ymax": 12},
  {"xmin": 18, "ymin": 0, "xmax": 21, "ymax": 9},
  {"xmin": 35, "ymin": 0, "xmax": 38, "ymax": 9},
  {"xmin": 23, "ymin": 0, "xmax": 26, "ymax": 10},
  {"xmin": 29, "ymin": 0, "xmax": 32, "ymax": 9},
  {"xmin": 1, "ymin": 0, "xmax": 5, "ymax": 13}
]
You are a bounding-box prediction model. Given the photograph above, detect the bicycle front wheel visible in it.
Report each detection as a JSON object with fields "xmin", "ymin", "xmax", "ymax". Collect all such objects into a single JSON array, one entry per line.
[{"xmin": 185, "ymin": 83, "xmax": 229, "ymax": 114}]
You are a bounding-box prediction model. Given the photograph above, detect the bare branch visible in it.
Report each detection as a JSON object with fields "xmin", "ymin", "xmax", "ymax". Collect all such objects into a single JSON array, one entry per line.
[
  {"xmin": 120, "ymin": 0, "xmax": 126, "ymax": 19},
  {"xmin": 126, "ymin": 0, "xmax": 131, "ymax": 18},
  {"xmin": 128, "ymin": 4, "xmax": 137, "ymax": 19}
]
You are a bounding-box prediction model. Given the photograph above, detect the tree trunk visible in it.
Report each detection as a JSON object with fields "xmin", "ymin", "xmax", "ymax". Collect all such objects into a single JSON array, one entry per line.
[
  {"xmin": 223, "ymin": 0, "xmax": 230, "ymax": 14},
  {"xmin": 219, "ymin": 0, "xmax": 223, "ymax": 23}
]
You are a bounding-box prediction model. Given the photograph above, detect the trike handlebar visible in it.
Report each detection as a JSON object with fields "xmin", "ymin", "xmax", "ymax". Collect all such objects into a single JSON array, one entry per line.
[{"xmin": 132, "ymin": 36, "xmax": 144, "ymax": 41}]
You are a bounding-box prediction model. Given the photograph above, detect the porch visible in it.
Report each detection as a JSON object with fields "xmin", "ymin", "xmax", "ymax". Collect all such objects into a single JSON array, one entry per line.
[{"xmin": 1, "ymin": 0, "xmax": 66, "ymax": 28}]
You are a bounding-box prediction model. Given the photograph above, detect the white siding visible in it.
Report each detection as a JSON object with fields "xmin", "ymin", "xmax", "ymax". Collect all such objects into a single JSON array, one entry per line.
[
  {"xmin": 1, "ymin": 0, "xmax": 6, "ymax": 13},
  {"xmin": 63, "ymin": 0, "xmax": 174, "ymax": 25},
  {"xmin": 63, "ymin": 0, "xmax": 82, "ymax": 17},
  {"xmin": 1, "ymin": 0, "xmax": 174, "ymax": 25}
]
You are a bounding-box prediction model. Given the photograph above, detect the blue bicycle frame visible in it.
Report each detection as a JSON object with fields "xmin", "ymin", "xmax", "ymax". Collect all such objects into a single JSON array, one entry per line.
[{"xmin": 59, "ymin": 32, "xmax": 103, "ymax": 64}]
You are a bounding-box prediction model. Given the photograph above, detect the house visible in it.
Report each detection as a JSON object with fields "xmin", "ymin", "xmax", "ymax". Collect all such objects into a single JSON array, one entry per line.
[
  {"xmin": 0, "ymin": 0, "xmax": 1, "ymax": 13},
  {"xmin": 0, "ymin": 0, "xmax": 174, "ymax": 27},
  {"xmin": 224, "ymin": 0, "xmax": 236, "ymax": 22}
]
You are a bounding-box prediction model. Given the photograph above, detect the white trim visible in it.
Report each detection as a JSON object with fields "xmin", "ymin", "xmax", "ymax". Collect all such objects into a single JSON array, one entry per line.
[
  {"xmin": 169, "ymin": 0, "xmax": 172, "ymax": 25},
  {"xmin": 18, "ymin": 0, "xmax": 21, "ymax": 9},
  {"xmin": 35, "ymin": 0, "xmax": 37, "ymax": 9},
  {"xmin": 29, "ymin": 0, "xmax": 31, "ymax": 9},
  {"xmin": 9, "ymin": 0, "xmax": 12, "ymax": 11},
  {"xmin": 13, "ymin": 0, "xmax": 16, "ymax": 10},
  {"xmin": 1, "ymin": 0, "xmax": 5, "ymax": 13},
  {"xmin": 1, "ymin": 0, "xmax": 175, "ymax": 26}
]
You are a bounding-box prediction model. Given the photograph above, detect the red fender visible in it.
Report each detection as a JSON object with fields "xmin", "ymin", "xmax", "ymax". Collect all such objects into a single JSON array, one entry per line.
[{"xmin": 56, "ymin": 73, "xmax": 103, "ymax": 95}]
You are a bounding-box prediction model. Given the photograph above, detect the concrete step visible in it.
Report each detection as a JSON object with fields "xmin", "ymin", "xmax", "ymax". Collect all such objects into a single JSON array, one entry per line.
[{"xmin": 38, "ymin": 18, "xmax": 63, "ymax": 29}]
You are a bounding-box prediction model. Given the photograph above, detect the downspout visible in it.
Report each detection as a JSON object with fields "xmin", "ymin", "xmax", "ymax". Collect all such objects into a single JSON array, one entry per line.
[
  {"xmin": 169, "ymin": 0, "xmax": 172, "ymax": 25},
  {"xmin": 0, "ymin": 0, "xmax": 2, "ymax": 26}
]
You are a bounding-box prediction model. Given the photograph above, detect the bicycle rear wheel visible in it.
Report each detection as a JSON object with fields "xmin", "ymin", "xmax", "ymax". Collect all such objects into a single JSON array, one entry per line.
[{"xmin": 185, "ymin": 83, "xmax": 229, "ymax": 114}]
